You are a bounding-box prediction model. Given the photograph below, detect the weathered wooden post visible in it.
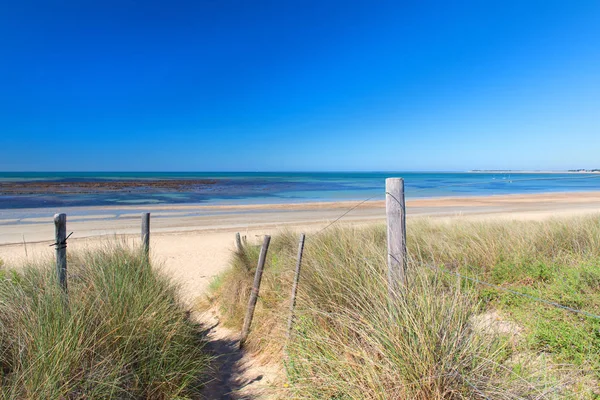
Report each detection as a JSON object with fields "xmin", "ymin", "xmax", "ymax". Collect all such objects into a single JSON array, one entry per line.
[
  {"xmin": 141, "ymin": 212, "xmax": 150, "ymax": 259},
  {"xmin": 54, "ymin": 213, "xmax": 68, "ymax": 293},
  {"xmin": 286, "ymin": 233, "xmax": 306, "ymax": 340},
  {"xmin": 386, "ymin": 178, "xmax": 407, "ymax": 295},
  {"xmin": 235, "ymin": 232, "xmax": 243, "ymax": 253},
  {"xmin": 240, "ymin": 235, "xmax": 271, "ymax": 349}
]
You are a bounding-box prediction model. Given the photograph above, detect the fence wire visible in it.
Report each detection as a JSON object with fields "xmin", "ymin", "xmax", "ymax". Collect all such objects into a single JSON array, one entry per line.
[
  {"xmin": 316, "ymin": 173, "xmax": 600, "ymax": 234},
  {"xmin": 315, "ymin": 194, "xmax": 385, "ymax": 234},
  {"xmin": 311, "ymin": 174, "xmax": 600, "ymax": 321}
]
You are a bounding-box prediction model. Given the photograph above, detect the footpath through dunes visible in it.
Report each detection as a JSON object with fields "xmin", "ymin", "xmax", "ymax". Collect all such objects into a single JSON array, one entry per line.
[
  {"xmin": 0, "ymin": 231, "xmax": 289, "ymax": 398},
  {"xmin": 0, "ymin": 228, "xmax": 306, "ymax": 398}
]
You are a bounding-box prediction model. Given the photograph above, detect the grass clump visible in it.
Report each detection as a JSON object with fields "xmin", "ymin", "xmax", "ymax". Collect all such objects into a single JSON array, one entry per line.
[
  {"xmin": 0, "ymin": 242, "xmax": 208, "ymax": 399},
  {"xmin": 205, "ymin": 215, "xmax": 600, "ymax": 398},
  {"xmin": 285, "ymin": 259, "xmax": 523, "ymax": 398},
  {"xmin": 410, "ymin": 216, "xmax": 600, "ymax": 376}
]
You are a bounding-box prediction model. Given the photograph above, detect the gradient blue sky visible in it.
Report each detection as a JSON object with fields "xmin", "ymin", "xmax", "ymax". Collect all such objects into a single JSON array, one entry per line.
[{"xmin": 1, "ymin": 1, "xmax": 599, "ymax": 171}]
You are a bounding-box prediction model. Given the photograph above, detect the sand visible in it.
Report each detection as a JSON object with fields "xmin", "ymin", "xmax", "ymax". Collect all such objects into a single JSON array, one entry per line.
[
  {"xmin": 1, "ymin": 191, "xmax": 599, "ymax": 397},
  {"xmin": 1, "ymin": 191, "xmax": 600, "ymax": 303}
]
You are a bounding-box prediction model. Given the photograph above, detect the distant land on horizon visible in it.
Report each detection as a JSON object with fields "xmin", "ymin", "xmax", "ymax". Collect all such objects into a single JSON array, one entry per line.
[{"xmin": 1, "ymin": 169, "xmax": 600, "ymax": 174}]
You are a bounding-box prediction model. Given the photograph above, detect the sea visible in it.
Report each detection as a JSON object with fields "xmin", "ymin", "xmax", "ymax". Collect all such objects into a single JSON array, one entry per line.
[{"xmin": 1, "ymin": 172, "xmax": 599, "ymax": 210}]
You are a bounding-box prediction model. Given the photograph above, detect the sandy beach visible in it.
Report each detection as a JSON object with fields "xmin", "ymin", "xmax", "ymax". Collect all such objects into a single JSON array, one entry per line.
[{"xmin": 1, "ymin": 191, "xmax": 599, "ymax": 302}]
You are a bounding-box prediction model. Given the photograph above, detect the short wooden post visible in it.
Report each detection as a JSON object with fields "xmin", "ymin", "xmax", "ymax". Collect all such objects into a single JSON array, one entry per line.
[
  {"xmin": 235, "ymin": 232, "xmax": 243, "ymax": 253},
  {"xmin": 141, "ymin": 212, "xmax": 150, "ymax": 258},
  {"xmin": 386, "ymin": 178, "xmax": 407, "ymax": 295},
  {"xmin": 286, "ymin": 233, "xmax": 306, "ymax": 340},
  {"xmin": 54, "ymin": 213, "xmax": 68, "ymax": 293},
  {"xmin": 240, "ymin": 235, "xmax": 271, "ymax": 349}
]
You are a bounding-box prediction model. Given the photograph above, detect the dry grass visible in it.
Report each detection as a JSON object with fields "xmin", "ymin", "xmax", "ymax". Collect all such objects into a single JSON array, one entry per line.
[
  {"xmin": 0, "ymin": 242, "xmax": 208, "ymax": 399},
  {"xmin": 204, "ymin": 214, "xmax": 600, "ymax": 399}
]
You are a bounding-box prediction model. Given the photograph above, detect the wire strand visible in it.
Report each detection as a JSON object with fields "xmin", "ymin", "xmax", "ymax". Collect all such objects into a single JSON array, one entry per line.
[
  {"xmin": 315, "ymin": 173, "xmax": 600, "ymax": 234},
  {"xmin": 316, "ymin": 195, "xmax": 384, "ymax": 234}
]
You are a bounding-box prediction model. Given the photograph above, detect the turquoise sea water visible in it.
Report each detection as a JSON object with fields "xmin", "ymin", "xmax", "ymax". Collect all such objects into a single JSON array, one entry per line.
[{"xmin": 1, "ymin": 172, "xmax": 599, "ymax": 210}]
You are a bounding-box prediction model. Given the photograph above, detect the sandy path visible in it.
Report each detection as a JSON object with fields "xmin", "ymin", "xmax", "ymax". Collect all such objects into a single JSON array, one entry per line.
[{"xmin": 197, "ymin": 310, "xmax": 283, "ymax": 399}]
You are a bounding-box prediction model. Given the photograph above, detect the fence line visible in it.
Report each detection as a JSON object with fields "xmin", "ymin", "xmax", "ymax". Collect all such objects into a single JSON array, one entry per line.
[
  {"xmin": 314, "ymin": 173, "xmax": 600, "ymax": 235},
  {"xmin": 43, "ymin": 174, "xmax": 600, "ymax": 345},
  {"xmin": 308, "ymin": 175, "xmax": 600, "ymax": 324},
  {"xmin": 315, "ymin": 194, "xmax": 384, "ymax": 234}
]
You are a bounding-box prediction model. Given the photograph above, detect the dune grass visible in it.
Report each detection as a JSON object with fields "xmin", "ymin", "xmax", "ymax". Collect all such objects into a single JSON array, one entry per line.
[
  {"xmin": 205, "ymin": 214, "xmax": 600, "ymax": 399},
  {"xmin": 0, "ymin": 243, "xmax": 208, "ymax": 399}
]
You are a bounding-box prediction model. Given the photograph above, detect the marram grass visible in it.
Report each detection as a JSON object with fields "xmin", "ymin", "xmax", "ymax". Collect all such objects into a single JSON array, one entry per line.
[
  {"xmin": 0, "ymin": 242, "xmax": 208, "ymax": 399},
  {"xmin": 205, "ymin": 214, "xmax": 600, "ymax": 399}
]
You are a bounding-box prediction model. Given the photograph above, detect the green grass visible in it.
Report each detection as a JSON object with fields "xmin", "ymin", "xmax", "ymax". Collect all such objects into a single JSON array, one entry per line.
[
  {"xmin": 204, "ymin": 215, "xmax": 600, "ymax": 399},
  {"xmin": 0, "ymin": 242, "xmax": 208, "ymax": 399},
  {"xmin": 409, "ymin": 217, "xmax": 600, "ymax": 376}
]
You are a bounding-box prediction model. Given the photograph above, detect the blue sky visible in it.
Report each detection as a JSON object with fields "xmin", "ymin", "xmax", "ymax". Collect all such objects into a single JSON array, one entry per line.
[{"xmin": 1, "ymin": 0, "xmax": 599, "ymax": 171}]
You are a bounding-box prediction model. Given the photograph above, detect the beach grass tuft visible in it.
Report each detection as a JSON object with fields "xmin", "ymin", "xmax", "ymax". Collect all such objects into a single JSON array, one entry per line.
[{"xmin": 0, "ymin": 242, "xmax": 208, "ymax": 399}]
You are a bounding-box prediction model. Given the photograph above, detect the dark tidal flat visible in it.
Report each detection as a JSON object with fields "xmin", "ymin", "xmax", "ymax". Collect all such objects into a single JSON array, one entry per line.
[{"xmin": 0, "ymin": 179, "xmax": 219, "ymax": 195}]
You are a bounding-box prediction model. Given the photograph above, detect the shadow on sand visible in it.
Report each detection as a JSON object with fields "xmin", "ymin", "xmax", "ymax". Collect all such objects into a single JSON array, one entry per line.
[{"xmin": 198, "ymin": 322, "xmax": 264, "ymax": 399}]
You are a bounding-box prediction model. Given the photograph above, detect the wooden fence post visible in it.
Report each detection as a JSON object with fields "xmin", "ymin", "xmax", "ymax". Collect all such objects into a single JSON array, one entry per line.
[
  {"xmin": 141, "ymin": 212, "xmax": 150, "ymax": 259},
  {"xmin": 240, "ymin": 235, "xmax": 271, "ymax": 349},
  {"xmin": 235, "ymin": 232, "xmax": 243, "ymax": 253},
  {"xmin": 286, "ymin": 233, "xmax": 306, "ymax": 340},
  {"xmin": 54, "ymin": 213, "xmax": 68, "ymax": 293},
  {"xmin": 386, "ymin": 178, "xmax": 407, "ymax": 295}
]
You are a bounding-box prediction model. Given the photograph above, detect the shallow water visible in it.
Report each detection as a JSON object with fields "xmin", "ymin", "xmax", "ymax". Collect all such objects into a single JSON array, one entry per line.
[{"xmin": 1, "ymin": 171, "xmax": 599, "ymax": 209}]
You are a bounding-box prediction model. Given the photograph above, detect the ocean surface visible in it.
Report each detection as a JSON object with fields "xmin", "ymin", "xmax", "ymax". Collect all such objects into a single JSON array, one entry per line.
[{"xmin": 1, "ymin": 172, "xmax": 599, "ymax": 210}]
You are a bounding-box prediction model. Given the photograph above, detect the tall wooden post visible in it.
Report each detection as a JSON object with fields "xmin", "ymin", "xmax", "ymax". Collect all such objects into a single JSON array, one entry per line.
[
  {"xmin": 54, "ymin": 213, "xmax": 68, "ymax": 293},
  {"xmin": 235, "ymin": 232, "xmax": 243, "ymax": 253},
  {"xmin": 386, "ymin": 178, "xmax": 407, "ymax": 295},
  {"xmin": 141, "ymin": 212, "xmax": 150, "ymax": 259},
  {"xmin": 286, "ymin": 233, "xmax": 306, "ymax": 340},
  {"xmin": 240, "ymin": 235, "xmax": 271, "ymax": 349}
]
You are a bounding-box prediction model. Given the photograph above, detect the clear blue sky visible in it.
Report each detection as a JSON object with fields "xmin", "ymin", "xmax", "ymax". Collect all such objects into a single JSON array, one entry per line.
[{"xmin": 1, "ymin": 0, "xmax": 599, "ymax": 171}]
